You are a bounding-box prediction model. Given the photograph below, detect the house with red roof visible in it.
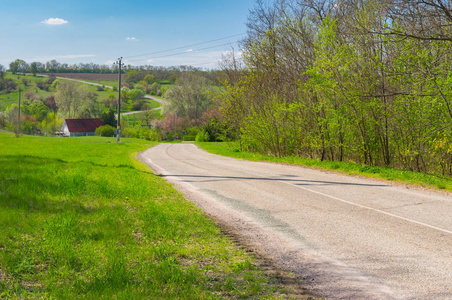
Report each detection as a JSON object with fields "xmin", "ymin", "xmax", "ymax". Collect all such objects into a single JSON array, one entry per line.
[{"xmin": 62, "ymin": 119, "xmax": 104, "ymax": 137}]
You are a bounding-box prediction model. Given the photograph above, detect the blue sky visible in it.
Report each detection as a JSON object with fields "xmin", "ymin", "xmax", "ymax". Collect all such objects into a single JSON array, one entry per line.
[{"xmin": 0, "ymin": 0, "xmax": 256, "ymax": 69}]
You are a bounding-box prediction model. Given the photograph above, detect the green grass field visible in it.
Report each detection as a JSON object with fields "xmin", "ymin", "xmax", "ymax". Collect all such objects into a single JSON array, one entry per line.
[
  {"xmin": 0, "ymin": 74, "xmax": 53, "ymax": 111},
  {"xmin": 0, "ymin": 132, "xmax": 304, "ymax": 299},
  {"xmin": 197, "ymin": 142, "xmax": 452, "ymax": 192},
  {"xmin": 0, "ymin": 73, "xmax": 162, "ymax": 116}
]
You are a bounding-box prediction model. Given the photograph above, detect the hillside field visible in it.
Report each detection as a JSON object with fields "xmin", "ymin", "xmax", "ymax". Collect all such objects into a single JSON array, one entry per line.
[{"xmin": 0, "ymin": 132, "xmax": 306, "ymax": 299}]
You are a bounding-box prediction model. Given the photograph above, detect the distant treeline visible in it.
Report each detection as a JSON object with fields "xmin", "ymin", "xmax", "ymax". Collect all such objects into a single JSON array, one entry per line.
[{"xmin": 7, "ymin": 59, "xmax": 220, "ymax": 83}]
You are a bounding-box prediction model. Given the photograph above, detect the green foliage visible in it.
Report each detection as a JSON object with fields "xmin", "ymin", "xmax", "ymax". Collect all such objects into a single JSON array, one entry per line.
[
  {"xmin": 101, "ymin": 108, "xmax": 116, "ymax": 127},
  {"xmin": 40, "ymin": 112, "xmax": 63, "ymax": 135},
  {"xmin": 218, "ymin": 4, "xmax": 452, "ymax": 176},
  {"xmin": 9, "ymin": 59, "xmax": 27, "ymax": 75},
  {"xmin": 149, "ymin": 82, "xmax": 162, "ymax": 96},
  {"xmin": 30, "ymin": 62, "xmax": 38, "ymax": 76},
  {"xmin": 195, "ymin": 129, "xmax": 210, "ymax": 142},
  {"xmin": 95, "ymin": 124, "xmax": 115, "ymax": 137},
  {"xmin": 121, "ymin": 125, "xmax": 162, "ymax": 141},
  {"xmin": 165, "ymin": 74, "xmax": 213, "ymax": 122}
]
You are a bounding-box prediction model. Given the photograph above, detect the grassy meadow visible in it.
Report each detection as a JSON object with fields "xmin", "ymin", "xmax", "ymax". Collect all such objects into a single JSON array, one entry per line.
[
  {"xmin": 0, "ymin": 132, "xmax": 305, "ymax": 299},
  {"xmin": 0, "ymin": 73, "xmax": 161, "ymax": 114},
  {"xmin": 197, "ymin": 142, "xmax": 452, "ymax": 192},
  {"xmin": 0, "ymin": 74, "xmax": 52, "ymax": 111}
]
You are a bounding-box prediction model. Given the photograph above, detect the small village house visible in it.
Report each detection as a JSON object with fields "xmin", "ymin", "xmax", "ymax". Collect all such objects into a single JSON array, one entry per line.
[{"xmin": 62, "ymin": 119, "xmax": 104, "ymax": 137}]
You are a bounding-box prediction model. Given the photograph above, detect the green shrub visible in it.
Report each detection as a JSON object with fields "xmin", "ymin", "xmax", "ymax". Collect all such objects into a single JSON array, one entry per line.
[
  {"xmin": 122, "ymin": 127, "xmax": 138, "ymax": 138},
  {"xmin": 195, "ymin": 130, "xmax": 210, "ymax": 142},
  {"xmin": 95, "ymin": 125, "xmax": 115, "ymax": 137},
  {"xmin": 183, "ymin": 135, "xmax": 196, "ymax": 141},
  {"xmin": 137, "ymin": 126, "xmax": 162, "ymax": 141}
]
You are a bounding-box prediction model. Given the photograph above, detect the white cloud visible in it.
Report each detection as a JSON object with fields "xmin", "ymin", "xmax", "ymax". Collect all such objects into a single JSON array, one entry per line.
[
  {"xmin": 126, "ymin": 37, "xmax": 139, "ymax": 41},
  {"xmin": 148, "ymin": 50, "xmax": 226, "ymax": 69},
  {"xmin": 185, "ymin": 49, "xmax": 194, "ymax": 53},
  {"xmin": 55, "ymin": 54, "xmax": 96, "ymax": 59},
  {"xmin": 31, "ymin": 54, "xmax": 96, "ymax": 62},
  {"xmin": 41, "ymin": 18, "xmax": 69, "ymax": 25}
]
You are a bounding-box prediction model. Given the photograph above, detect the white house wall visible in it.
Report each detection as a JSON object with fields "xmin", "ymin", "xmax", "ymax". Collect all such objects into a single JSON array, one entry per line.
[{"xmin": 62, "ymin": 122, "xmax": 71, "ymax": 137}]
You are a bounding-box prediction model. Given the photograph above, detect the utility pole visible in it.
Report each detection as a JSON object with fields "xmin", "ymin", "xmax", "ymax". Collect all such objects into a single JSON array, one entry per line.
[
  {"xmin": 114, "ymin": 57, "xmax": 124, "ymax": 142},
  {"xmin": 174, "ymin": 111, "xmax": 177, "ymax": 140},
  {"xmin": 17, "ymin": 87, "xmax": 21, "ymax": 136}
]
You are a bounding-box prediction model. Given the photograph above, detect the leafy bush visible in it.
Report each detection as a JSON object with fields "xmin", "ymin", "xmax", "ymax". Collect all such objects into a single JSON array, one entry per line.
[
  {"xmin": 138, "ymin": 126, "xmax": 162, "ymax": 141},
  {"xmin": 122, "ymin": 127, "xmax": 138, "ymax": 138},
  {"xmin": 122, "ymin": 126, "xmax": 162, "ymax": 141},
  {"xmin": 195, "ymin": 130, "xmax": 210, "ymax": 142},
  {"xmin": 95, "ymin": 125, "xmax": 115, "ymax": 137},
  {"xmin": 36, "ymin": 81, "xmax": 45, "ymax": 90}
]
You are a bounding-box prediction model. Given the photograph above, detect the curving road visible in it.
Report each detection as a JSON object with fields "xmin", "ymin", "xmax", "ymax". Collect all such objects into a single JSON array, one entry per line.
[{"xmin": 139, "ymin": 143, "xmax": 452, "ymax": 300}]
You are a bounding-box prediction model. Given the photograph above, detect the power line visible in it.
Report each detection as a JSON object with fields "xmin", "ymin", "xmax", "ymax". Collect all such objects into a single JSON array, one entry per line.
[
  {"xmin": 124, "ymin": 33, "xmax": 245, "ymax": 60},
  {"xmin": 128, "ymin": 41, "xmax": 240, "ymax": 63},
  {"xmin": 182, "ymin": 60, "xmax": 224, "ymax": 67}
]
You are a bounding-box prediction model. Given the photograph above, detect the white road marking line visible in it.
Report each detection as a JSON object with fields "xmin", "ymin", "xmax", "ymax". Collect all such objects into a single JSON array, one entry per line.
[
  {"xmin": 241, "ymin": 169, "xmax": 452, "ymax": 236},
  {"xmin": 157, "ymin": 145, "xmax": 452, "ymax": 236}
]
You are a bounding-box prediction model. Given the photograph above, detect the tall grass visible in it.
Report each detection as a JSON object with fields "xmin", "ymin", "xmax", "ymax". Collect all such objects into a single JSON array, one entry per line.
[{"xmin": 0, "ymin": 132, "xmax": 297, "ymax": 299}]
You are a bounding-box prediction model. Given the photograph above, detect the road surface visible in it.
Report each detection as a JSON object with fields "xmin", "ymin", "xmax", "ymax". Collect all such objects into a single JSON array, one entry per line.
[{"xmin": 139, "ymin": 143, "xmax": 452, "ymax": 300}]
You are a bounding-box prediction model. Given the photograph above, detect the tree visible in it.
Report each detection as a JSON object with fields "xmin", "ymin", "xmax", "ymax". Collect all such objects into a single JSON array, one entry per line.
[
  {"xmin": 150, "ymin": 82, "xmax": 161, "ymax": 96},
  {"xmin": 41, "ymin": 112, "xmax": 62, "ymax": 135},
  {"xmin": 30, "ymin": 62, "xmax": 38, "ymax": 76},
  {"xmin": 28, "ymin": 100, "xmax": 49, "ymax": 121},
  {"xmin": 101, "ymin": 108, "xmax": 116, "ymax": 127},
  {"xmin": 127, "ymin": 88, "xmax": 145, "ymax": 101},
  {"xmin": 0, "ymin": 78, "xmax": 17, "ymax": 93},
  {"xmin": 54, "ymin": 81, "xmax": 82, "ymax": 118},
  {"xmin": 0, "ymin": 64, "xmax": 5, "ymax": 79},
  {"xmin": 9, "ymin": 59, "xmax": 28, "ymax": 75},
  {"xmin": 139, "ymin": 104, "xmax": 157, "ymax": 126},
  {"xmin": 44, "ymin": 94, "xmax": 57, "ymax": 111},
  {"xmin": 9, "ymin": 61, "xmax": 18, "ymax": 74},
  {"xmin": 215, "ymin": 0, "xmax": 452, "ymax": 174},
  {"xmin": 144, "ymin": 74, "xmax": 155, "ymax": 84},
  {"xmin": 103, "ymin": 93, "xmax": 117, "ymax": 109},
  {"xmin": 165, "ymin": 73, "xmax": 213, "ymax": 123},
  {"xmin": 46, "ymin": 60, "xmax": 60, "ymax": 72}
]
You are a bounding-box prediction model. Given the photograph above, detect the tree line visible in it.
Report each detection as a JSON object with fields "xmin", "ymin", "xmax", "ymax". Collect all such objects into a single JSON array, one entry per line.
[
  {"xmin": 217, "ymin": 0, "xmax": 452, "ymax": 176},
  {"xmin": 4, "ymin": 59, "xmax": 220, "ymax": 81}
]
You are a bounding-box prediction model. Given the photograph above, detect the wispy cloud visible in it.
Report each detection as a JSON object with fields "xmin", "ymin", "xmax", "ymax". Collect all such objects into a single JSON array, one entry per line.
[
  {"xmin": 41, "ymin": 18, "xmax": 69, "ymax": 25},
  {"xmin": 31, "ymin": 54, "xmax": 96, "ymax": 62},
  {"xmin": 185, "ymin": 49, "xmax": 194, "ymax": 53},
  {"xmin": 55, "ymin": 54, "xmax": 96, "ymax": 59},
  {"xmin": 106, "ymin": 59, "xmax": 132, "ymax": 65},
  {"xmin": 146, "ymin": 50, "xmax": 226, "ymax": 68},
  {"xmin": 126, "ymin": 37, "xmax": 139, "ymax": 41}
]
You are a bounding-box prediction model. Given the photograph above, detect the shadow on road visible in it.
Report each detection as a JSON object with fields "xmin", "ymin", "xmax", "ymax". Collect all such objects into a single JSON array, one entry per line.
[{"xmin": 158, "ymin": 174, "xmax": 390, "ymax": 187}]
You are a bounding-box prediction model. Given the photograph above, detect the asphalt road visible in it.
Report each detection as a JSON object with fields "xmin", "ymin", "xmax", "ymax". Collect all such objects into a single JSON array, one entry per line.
[{"xmin": 139, "ymin": 143, "xmax": 452, "ymax": 300}]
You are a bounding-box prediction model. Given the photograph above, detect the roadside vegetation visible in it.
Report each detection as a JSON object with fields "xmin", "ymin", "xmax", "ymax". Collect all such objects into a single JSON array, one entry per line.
[
  {"xmin": 213, "ymin": 0, "xmax": 452, "ymax": 179},
  {"xmin": 0, "ymin": 131, "xmax": 308, "ymax": 299},
  {"xmin": 197, "ymin": 142, "xmax": 452, "ymax": 192}
]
